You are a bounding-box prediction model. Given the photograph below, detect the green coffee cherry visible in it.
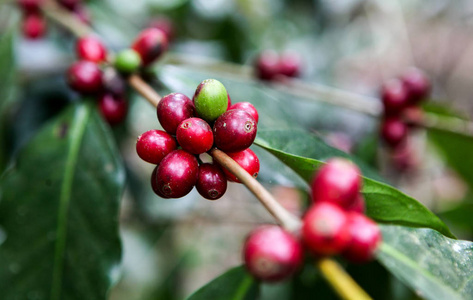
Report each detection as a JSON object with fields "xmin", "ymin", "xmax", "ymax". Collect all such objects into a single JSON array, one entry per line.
[
  {"xmin": 192, "ymin": 79, "xmax": 228, "ymax": 122},
  {"xmin": 114, "ymin": 49, "xmax": 142, "ymax": 74}
]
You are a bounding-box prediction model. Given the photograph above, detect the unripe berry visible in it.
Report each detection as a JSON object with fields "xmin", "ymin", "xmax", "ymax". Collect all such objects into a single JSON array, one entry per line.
[
  {"xmin": 149, "ymin": 17, "xmax": 175, "ymax": 42},
  {"xmin": 136, "ymin": 130, "xmax": 177, "ymax": 165},
  {"xmin": 114, "ymin": 49, "xmax": 142, "ymax": 74},
  {"xmin": 17, "ymin": 0, "xmax": 43, "ymax": 13},
  {"xmin": 176, "ymin": 118, "xmax": 213, "ymax": 154},
  {"xmin": 311, "ymin": 158, "xmax": 361, "ymax": 209},
  {"xmin": 98, "ymin": 94, "xmax": 127, "ymax": 126},
  {"xmin": 302, "ymin": 202, "xmax": 350, "ymax": 256},
  {"xmin": 151, "ymin": 166, "xmax": 169, "ymax": 198},
  {"xmin": 255, "ymin": 50, "xmax": 280, "ymax": 81},
  {"xmin": 229, "ymin": 102, "xmax": 259, "ymax": 124},
  {"xmin": 193, "ymin": 79, "xmax": 228, "ymax": 122},
  {"xmin": 131, "ymin": 28, "xmax": 168, "ymax": 66},
  {"xmin": 213, "ymin": 109, "xmax": 257, "ymax": 152},
  {"xmin": 402, "ymin": 68, "xmax": 431, "ymax": 105},
  {"xmin": 76, "ymin": 36, "xmax": 107, "ymax": 63},
  {"xmin": 222, "ymin": 149, "xmax": 260, "ymax": 183},
  {"xmin": 279, "ymin": 52, "xmax": 301, "ymax": 78},
  {"xmin": 342, "ymin": 213, "xmax": 381, "ymax": 263},
  {"xmin": 67, "ymin": 60, "xmax": 103, "ymax": 94},
  {"xmin": 22, "ymin": 13, "xmax": 46, "ymax": 39},
  {"xmin": 157, "ymin": 93, "xmax": 195, "ymax": 134},
  {"xmin": 244, "ymin": 225, "xmax": 302, "ymax": 282},
  {"xmin": 154, "ymin": 150, "xmax": 199, "ymax": 198},
  {"xmin": 380, "ymin": 117, "xmax": 408, "ymax": 148},
  {"xmin": 381, "ymin": 79, "xmax": 409, "ymax": 116},
  {"xmin": 196, "ymin": 163, "xmax": 227, "ymax": 200}
]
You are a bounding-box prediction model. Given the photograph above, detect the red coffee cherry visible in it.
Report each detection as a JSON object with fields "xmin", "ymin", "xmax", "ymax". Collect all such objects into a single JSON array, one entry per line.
[
  {"xmin": 222, "ymin": 149, "xmax": 260, "ymax": 183},
  {"xmin": 346, "ymin": 194, "xmax": 366, "ymax": 214},
  {"xmin": 22, "ymin": 13, "xmax": 46, "ymax": 39},
  {"xmin": 17, "ymin": 0, "xmax": 43, "ymax": 13},
  {"xmin": 98, "ymin": 94, "xmax": 128, "ymax": 126},
  {"xmin": 255, "ymin": 50, "xmax": 280, "ymax": 81},
  {"xmin": 136, "ymin": 130, "xmax": 177, "ymax": 165},
  {"xmin": 76, "ymin": 36, "xmax": 107, "ymax": 63},
  {"xmin": 150, "ymin": 166, "xmax": 169, "ymax": 198},
  {"xmin": 380, "ymin": 117, "xmax": 408, "ymax": 148},
  {"xmin": 302, "ymin": 202, "xmax": 350, "ymax": 256},
  {"xmin": 149, "ymin": 17, "xmax": 175, "ymax": 42},
  {"xmin": 157, "ymin": 93, "xmax": 195, "ymax": 134},
  {"xmin": 67, "ymin": 60, "xmax": 103, "ymax": 94},
  {"xmin": 176, "ymin": 118, "xmax": 213, "ymax": 154},
  {"xmin": 196, "ymin": 163, "xmax": 227, "ymax": 200},
  {"xmin": 229, "ymin": 102, "xmax": 259, "ymax": 124},
  {"xmin": 311, "ymin": 158, "xmax": 361, "ymax": 209},
  {"xmin": 402, "ymin": 67, "xmax": 431, "ymax": 105},
  {"xmin": 213, "ymin": 109, "xmax": 257, "ymax": 153},
  {"xmin": 279, "ymin": 52, "xmax": 301, "ymax": 78},
  {"xmin": 381, "ymin": 78, "xmax": 409, "ymax": 117},
  {"xmin": 131, "ymin": 28, "xmax": 168, "ymax": 66},
  {"xmin": 102, "ymin": 68, "xmax": 126, "ymax": 96},
  {"xmin": 244, "ymin": 225, "xmax": 303, "ymax": 282},
  {"xmin": 342, "ymin": 212, "xmax": 381, "ymax": 263},
  {"xmin": 155, "ymin": 150, "xmax": 199, "ymax": 198}
]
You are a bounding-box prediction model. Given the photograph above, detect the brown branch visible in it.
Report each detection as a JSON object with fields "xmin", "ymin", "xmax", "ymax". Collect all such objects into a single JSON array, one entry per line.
[
  {"xmin": 42, "ymin": 0, "xmax": 91, "ymax": 37},
  {"xmin": 128, "ymin": 74, "xmax": 161, "ymax": 107}
]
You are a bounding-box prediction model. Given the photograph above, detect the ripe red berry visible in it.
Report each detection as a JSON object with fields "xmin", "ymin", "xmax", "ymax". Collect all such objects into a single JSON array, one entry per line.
[
  {"xmin": 255, "ymin": 50, "xmax": 280, "ymax": 81},
  {"xmin": 342, "ymin": 212, "xmax": 381, "ymax": 263},
  {"xmin": 213, "ymin": 109, "xmax": 257, "ymax": 153},
  {"xmin": 302, "ymin": 202, "xmax": 350, "ymax": 256},
  {"xmin": 229, "ymin": 102, "xmax": 259, "ymax": 124},
  {"xmin": 76, "ymin": 36, "xmax": 107, "ymax": 63},
  {"xmin": 136, "ymin": 130, "xmax": 177, "ymax": 165},
  {"xmin": 150, "ymin": 166, "xmax": 169, "ymax": 198},
  {"xmin": 154, "ymin": 150, "xmax": 199, "ymax": 198},
  {"xmin": 176, "ymin": 118, "xmax": 214, "ymax": 154},
  {"xmin": 149, "ymin": 17, "xmax": 175, "ymax": 41},
  {"xmin": 157, "ymin": 93, "xmax": 195, "ymax": 134},
  {"xmin": 102, "ymin": 68, "xmax": 126, "ymax": 96},
  {"xmin": 381, "ymin": 78, "xmax": 409, "ymax": 116},
  {"xmin": 222, "ymin": 149, "xmax": 260, "ymax": 183},
  {"xmin": 311, "ymin": 158, "xmax": 361, "ymax": 209},
  {"xmin": 67, "ymin": 60, "xmax": 103, "ymax": 94},
  {"xmin": 98, "ymin": 94, "xmax": 128, "ymax": 126},
  {"xmin": 17, "ymin": 0, "xmax": 43, "ymax": 13},
  {"xmin": 279, "ymin": 52, "xmax": 301, "ymax": 78},
  {"xmin": 131, "ymin": 28, "xmax": 168, "ymax": 66},
  {"xmin": 346, "ymin": 194, "xmax": 365, "ymax": 214},
  {"xmin": 22, "ymin": 13, "xmax": 46, "ymax": 39},
  {"xmin": 402, "ymin": 68, "xmax": 431, "ymax": 105},
  {"xmin": 380, "ymin": 117, "xmax": 408, "ymax": 148},
  {"xmin": 196, "ymin": 163, "xmax": 227, "ymax": 200},
  {"xmin": 244, "ymin": 225, "xmax": 302, "ymax": 282}
]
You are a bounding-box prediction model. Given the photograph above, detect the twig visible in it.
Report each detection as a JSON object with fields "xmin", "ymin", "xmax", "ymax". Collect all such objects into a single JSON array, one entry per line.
[
  {"xmin": 42, "ymin": 0, "xmax": 91, "ymax": 37},
  {"xmin": 128, "ymin": 74, "xmax": 161, "ymax": 107}
]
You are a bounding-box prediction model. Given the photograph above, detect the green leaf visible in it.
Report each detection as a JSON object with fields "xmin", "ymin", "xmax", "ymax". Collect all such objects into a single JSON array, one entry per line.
[
  {"xmin": 377, "ymin": 225, "xmax": 473, "ymax": 300},
  {"xmin": 0, "ymin": 103, "xmax": 125, "ymax": 299},
  {"xmin": 186, "ymin": 266, "xmax": 259, "ymax": 300},
  {"xmin": 255, "ymin": 128, "xmax": 454, "ymax": 238}
]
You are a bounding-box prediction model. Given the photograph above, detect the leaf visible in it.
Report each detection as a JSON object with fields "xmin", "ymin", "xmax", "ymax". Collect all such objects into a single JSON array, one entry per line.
[
  {"xmin": 186, "ymin": 266, "xmax": 259, "ymax": 300},
  {"xmin": 0, "ymin": 103, "xmax": 125, "ymax": 300},
  {"xmin": 255, "ymin": 128, "xmax": 454, "ymax": 238},
  {"xmin": 377, "ymin": 225, "xmax": 473, "ymax": 300}
]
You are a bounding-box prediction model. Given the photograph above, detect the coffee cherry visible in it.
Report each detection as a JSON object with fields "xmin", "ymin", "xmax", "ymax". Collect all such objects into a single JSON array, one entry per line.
[
  {"xmin": 193, "ymin": 79, "xmax": 228, "ymax": 122},
  {"xmin": 213, "ymin": 109, "xmax": 257, "ymax": 152},
  {"xmin": 98, "ymin": 94, "xmax": 128, "ymax": 126},
  {"xmin": 114, "ymin": 49, "xmax": 142, "ymax": 74},
  {"xmin": 76, "ymin": 36, "xmax": 107, "ymax": 63},
  {"xmin": 149, "ymin": 17, "xmax": 175, "ymax": 42},
  {"xmin": 176, "ymin": 118, "xmax": 213, "ymax": 154},
  {"xmin": 67, "ymin": 60, "xmax": 103, "ymax": 94},
  {"xmin": 102, "ymin": 68, "xmax": 127, "ymax": 96},
  {"xmin": 255, "ymin": 50, "xmax": 280, "ymax": 81},
  {"xmin": 196, "ymin": 163, "xmax": 227, "ymax": 200},
  {"xmin": 380, "ymin": 117, "xmax": 408, "ymax": 148},
  {"xmin": 136, "ymin": 130, "xmax": 177, "ymax": 165},
  {"xmin": 346, "ymin": 194, "xmax": 366, "ymax": 214},
  {"xmin": 222, "ymin": 149, "xmax": 260, "ymax": 183},
  {"xmin": 311, "ymin": 158, "xmax": 361, "ymax": 209},
  {"xmin": 244, "ymin": 225, "xmax": 302, "ymax": 282},
  {"xmin": 381, "ymin": 79, "xmax": 409, "ymax": 116},
  {"xmin": 302, "ymin": 202, "xmax": 350, "ymax": 256},
  {"xmin": 131, "ymin": 28, "xmax": 168, "ymax": 66},
  {"xmin": 342, "ymin": 212, "xmax": 381, "ymax": 263},
  {"xmin": 151, "ymin": 166, "xmax": 169, "ymax": 198},
  {"xmin": 279, "ymin": 52, "xmax": 301, "ymax": 78},
  {"xmin": 17, "ymin": 0, "xmax": 43, "ymax": 13},
  {"xmin": 22, "ymin": 13, "xmax": 46, "ymax": 39},
  {"xmin": 402, "ymin": 68, "xmax": 431, "ymax": 105},
  {"xmin": 229, "ymin": 102, "xmax": 259, "ymax": 124},
  {"xmin": 155, "ymin": 150, "xmax": 199, "ymax": 198},
  {"xmin": 157, "ymin": 93, "xmax": 195, "ymax": 134}
]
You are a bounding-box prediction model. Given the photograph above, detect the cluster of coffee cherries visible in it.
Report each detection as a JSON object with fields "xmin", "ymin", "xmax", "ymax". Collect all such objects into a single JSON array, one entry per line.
[
  {"xmin": 65, "ymin": 28, "xmax": 168, "ymax": 125},
  {"xmin": 243, "ymin": 158, "xmax": 381, "ymax": 282},
  {"xmin": 136, "ymin": 79, "xmax": 260, "ymax": 200},
  {"xmin": 254, "ymin": 50, "xmax": 301, "ymax": 81},
  {"xmin": 16, "ymin": 0, "xmax": 89, "ymax": 39}
]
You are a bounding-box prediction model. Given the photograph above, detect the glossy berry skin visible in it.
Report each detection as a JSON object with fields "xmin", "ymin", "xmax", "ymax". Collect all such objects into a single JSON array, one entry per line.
[
  {"xmin": 67, "ymin": 60, "xmax": 103, "ymax": 94},
  {"xmin": 151, "ymin": 166, "xmax": 169, "ymax": 198},
  {"xmin": 193, "ymin": 79, "xmax": 229, "ymax": 122},
  {"xmin": 255, "ymin": 50, "xmax": 280, "ymax": 81},
  {"xmin": 149, "ymin": 17, "xmax": 175, "ymax": 41},
  {"xmin": 22, "ymin": 13, "xmax": 46, "ymax": 39},
  {"xmin": 244, "ymin": 225, "xmax": 303, "ymax": 282},
  {"xmin": 196, "ymin": 163, "xmax": 227, "ymax": 200},
  {"xmin": 213, "ymin": 109, "xmax": 257, "ymax": 153},
  {"xmin": 157, "ymin": 93, "xmax": 195, "ymax": 134},
  {"xmin": 302, "ymin": 202, "xmax": 350, "ymax": 256},
  {"xmin": 311, "ymin": 158, "xmax": 361, "ymax": 209},
  {"xmin": 17, "ymin": 0, "xmax": 43, "ymax": 13},
  {"xmin": 176, "ymin": 118, "xmax": 213, "ymax": 154},
  {"xmin": 131, "ymin": 28, "xmax": 168, "ymax": 66},
  {"xmin": 381, "ymin": 79, "xmax": 409, "ymax": 117},
  {"xmin": 76, "ymin": 36, "xmax": 107, "ymax": 63},
  {"xmin": 342, "ymin": 212, "xmax": 381, "ymax": 263},
  {"xmin": 114, "ymin": 49, "xmax": 142, "ymax": 74},
  {"xmin": 229, "ymin": 102, "xmax": 259, "ymax": 124},
  {"xmin": 381, "ymin": 117, "xmax": 408, "ymax": 148},
  {"xmin": 279, "ymin": 52, "xmax": 301, "ymax": 78},
  {"xmin": 136, "ymin": 130, "xmax": 177, "ymax": 165},
  {"xmin": 98, "ymin": 94, "xmax": 128, "ymax": 126},
  {"xmin": 402, "ymin": 68, "xmax": 431, "ymax": 105},
  {"xmin": 222, "ymin": 149, "xmax": 260, "ymax": 183},
  {"xmin": 154, "ymin": 150, "xmax": 199, "ymax": 198}
]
